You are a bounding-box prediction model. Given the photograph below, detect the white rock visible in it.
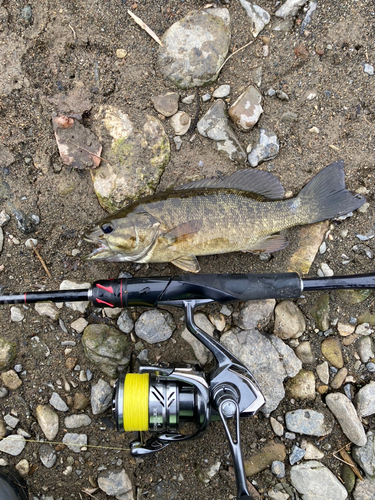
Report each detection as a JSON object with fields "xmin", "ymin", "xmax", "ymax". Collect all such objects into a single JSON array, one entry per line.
[
  {"xmin": 270, "ymin": 416, "xmax": 284, "ymax": 436},
  {"xmin": 70, "ymin": 317, "xmax": 88, "ymax": 333},
  {"xmin": 170, "ymin": 111, "xmax": 191, "ymax": 136},
  {"xmin": 301, "ymin": 439, "xmax": 325, "ymax": 460},
  {"xmin": 239, "ymin": 0, "xmax": 270, "ymax": 37},
  {"xmin": 275, "ymin": 0, "xmax": 308, "ymax": 19},
  {"xmin": 15, "ymin": 458, "xmax": 29, "ymax": 476},
  {"xmin": 10, "ymin": 306, "xmax": 24, "ymax": 322},
  {"xmin": 355, "ymin": 323, "xmax": 373, "ymax": 335},
  {"xmin": 316, "ymin": 361, "xmax": 329, "ymax": 385},
  {"xmin": 0, "ymin": 435, "xmax": 26, "ymax": 456},
  {"xmin": 356, "ymin": 381, "xmax": 375, "ymax": 418},
  {"xmin": 290, "ymin": 461, "xmax": 347, "ymax": 500},
  {"xmin": 35, "ymin": 302, "xmax": 60, "ymax": 320},
  {"xmin": 49, "ymin": 392, "xmax": 69, "ymax": 412},
  {"xmin": 326, "ymin": 392, "xmax": 367, "ymax": 446},
  {"xmin": 212, "ymin": 84, "xmax": 231, "ymax": 98}
]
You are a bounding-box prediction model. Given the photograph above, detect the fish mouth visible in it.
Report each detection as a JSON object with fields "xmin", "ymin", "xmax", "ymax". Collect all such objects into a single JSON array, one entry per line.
[{"xmin": 82, "ymin": 232, "xmax": 116, "ymax": 261}]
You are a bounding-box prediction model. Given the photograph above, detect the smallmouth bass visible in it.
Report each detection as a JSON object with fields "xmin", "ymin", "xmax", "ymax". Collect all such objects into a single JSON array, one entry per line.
[{"xmin": 84, "ymin": 161, "xmax": 365, "ymax": 272}]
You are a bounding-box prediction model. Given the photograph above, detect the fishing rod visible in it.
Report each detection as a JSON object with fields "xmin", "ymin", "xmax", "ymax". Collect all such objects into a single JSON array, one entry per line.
[{"xmin": 1, "ymin": 271, "xmax": 375, "ymax": 500}]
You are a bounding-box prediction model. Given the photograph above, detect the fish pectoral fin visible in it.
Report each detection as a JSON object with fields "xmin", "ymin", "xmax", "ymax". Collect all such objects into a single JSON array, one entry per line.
[
  {"xmin": 171, "ymin": 254, "xmax": 200, "ymax": 273},
  {"xmin": 164, "ymin": 220, "xmax": 203, "ymax": 245},
  {"xmin": 246, "ymin": 234, "xmax": 289, "ymax": 254}
]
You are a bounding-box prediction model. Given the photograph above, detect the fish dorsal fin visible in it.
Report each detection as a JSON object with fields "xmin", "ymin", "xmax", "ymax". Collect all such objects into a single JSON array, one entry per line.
[
  {"xmin": 171, "ymin": 254, "xmax": 200, "ymax": 273},
  {"xmin": 176, "ymin": 169, "xmax": 285, "ymax": 200}
]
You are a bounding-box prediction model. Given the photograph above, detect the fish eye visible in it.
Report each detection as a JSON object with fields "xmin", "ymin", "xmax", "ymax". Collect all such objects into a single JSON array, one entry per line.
[{"xmin": 102, "ymin": 223, "xmax": 114, "ymax": 234}]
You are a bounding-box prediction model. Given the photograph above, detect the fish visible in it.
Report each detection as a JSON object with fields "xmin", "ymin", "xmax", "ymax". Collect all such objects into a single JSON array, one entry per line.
[{"xmin": 83, "ymin": 160, "xmax": 366, "ymax": 273}]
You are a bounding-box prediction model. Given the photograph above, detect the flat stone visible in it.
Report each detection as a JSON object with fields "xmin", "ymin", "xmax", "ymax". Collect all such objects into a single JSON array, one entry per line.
[
  {"xmin": 82, "ymin": 323, "xmax": 129, "ymax": 378},
  {"xmin": 170, "ymin": 111, "xmax": 191, "ymax": 135},
  {"xmin": 287, "ymin": 221, "xmax": 329, "ymax": 275},
  {"xmin": 290, "ymin": 461, "xmax": 348, "ymax": 500},
  {"xmin": 117, "ymin": 310, "xmax": 134, "ymax": 334},
  {"xmin": 36, "ymin": 405, "xmax": 59, "ymax": 441},
  {"xmin": 4, "ymin": 414, "xmax": 19, "ymax": 428},
  {"xmin": 0, "ymin": 336, "xmax": 17, "ymax": 370},
  {"xmin": 285, "ymin": 409, "xmax": 334, "ymax": 436},
  {"xmin": 248, "ymin": 128, "xmax": 279, "ymax": 167},
  {"xmin": 135, "ymin": 310, "xmax": 175, "ymax": 344},
  {"xmin": 34, "ymin": 302, "xmax": 60, "ymax": 320},
  {"xmin": 62, "ymin": 433, "xmax": 87, "ymax": 453},
  {"xmin": 197, "ymin": 99, "xmax": 247, "ymax": 161},
  {"xmin": 330, "ymin": 367, "xmax": 348, "ymax": 389},
  {"xmin": 213, "ymin": 84, "xmax": 230, "ymax": 98},
  {"xmin": 316, "ymin": 361, "xmax": 329, "ymax": 384},
  {"xmin": 326, "ymin": 392, "xmax": 367, "ymax": 446},
  {"xmin": 285, "ymin": 369, "xmax": 316, "ymax": 400},
  {"xmin": 353, "ymin": 477, "xmax": 375, "ymax": 500},
  {"xmin": 91, "ymin": 378, "xmax": 113, "ymax": 415},
  {"xmin": 235, "ymin": 299, "xmax": 275, "ymax": 331},
  {"xmin": 356, "ymin": 381, "xmax": 375, "ymax": 418},
  {"xmin": 229, "ymin": 86, "xmax": 263, "ymax": 131},
  {"xmin": 0, "ymin": 369, "xmax": 22, "ymax": 390},
  {"xmin": 181, "ymin": 313, "xmax": 215, "ymax": 366},
  {"xmin": 152, "ymin": 92, "xmax": 179, "ymax": 117},
  {"xmin": 221, "ymin": 329, "xmax": 301, "ymax": 414},
  {"xmin": 238, "ymin": 0, "xmax": 270, "ymax": 37},
  {"xmin": 352, "ymin": 431, "xmax": 375, "ymax": 480},
  {"xmin": 270, "ymin": 416, "xmax": 284, "ymax": 437},
  {"xmin": 295, "ymin": 341, "xmax": 315, "ymax": 364},
  {"xmin": 300, "ymin": 439, "xmax": 325, "ymax": 460},
  {"xmin": 0, "ymin": 435, "xmax": 26, "ymax": 456},
  {"xmin": 273, "ymin": 301, "xmax": 305, "ymax": 339},
  {"xmin": 158, "ymin": 9, "xmax": 230, "ymax": 89},
  {"xmin": 10, "ymin": 306, "xmax": 24, "ymax": 322},
  {"xmin": 59, "ymin": 280, "xmax": 90, "ymax": 313},
  {"xmin": 358, "ymin": 336, "xmax": 374, "ymax": 363},
  {"xmin": 271, "ymin": 460, "xmax": 285, "ymax": 478},
  {"xmin": 244, "ymin": 441, "xmax": 286, "ymax": 476},
  {"xmin": 321, "ymin": 337, "xmax": 344, "ymax": 368},
  {"xmin": 70, "ymin": 317, "xmax": 88, "ymax": 333},
  {"xmin": 98, "ymin": 469, "xmax": 133, "ymax": 498},
  {"xmin": 64, "ymin": 414, "xmax": 92, "ymax": 429},
  {"xmin": 49, "ymin": 392, "xmax": 69, "ymax": 412},
  {"xmin": 289, "ymin": 445, "xmax": 305, "ymax": 465},
  {"xmin": 39, "ymin": 444, "xmax": 57, "ymax": 468},
  {"xmin": 337, "ymin": 322, "xmax": 355, "ymax": 337}
]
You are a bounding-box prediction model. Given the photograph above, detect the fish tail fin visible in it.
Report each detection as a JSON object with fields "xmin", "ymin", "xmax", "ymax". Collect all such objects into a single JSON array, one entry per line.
[{"xmin": 291, "ymin": 160, "xmax": 366, "ymax": 224}]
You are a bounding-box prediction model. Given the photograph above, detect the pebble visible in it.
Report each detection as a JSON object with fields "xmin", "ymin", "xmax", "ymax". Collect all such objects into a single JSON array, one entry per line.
[
  {"xmin": 181, "ymin": 313, "xmax": 215, "ymax": 366},
  {"xmin": 285, "ymin": 369, "xmax": 315, "ymax": 400},
  {"xmin": 281, "ymin": 111, "xmax": 298, "ymax": 121},
  {"xmin": 271, "ymin": 460, "xmax": 285, "ymax": 478},
  {"xmin": 0, "ymin": 336, "xmax": 17, "ymax": 370},
  {"xmin": 173, "ymin": 136, "xmax": 182, "ymax": 151},
  {"xmin": 367, "ymin": 362, "xmax": 375, "ymax": 372},
  {"xmin": 221, "ymin": 329, "xmax": 301, "ymax": 415},
  {"xmin": 0, "ymin": 418, "xmax": 5, "ymax": 438},
  {"xmin": 201, "ymin": 93, "xmax": 211, "ymax": 102},
  {"xmin": 0, "ymin": 210, "xmax": 10, "ymax": 227},
  {"xmin": 49, "ymin": 392, "xmax": 69, "ymax": 412},
  {"xmin": 353, "ymin": 477, "xmax": 375, "ymax": 500},
  {"xmin": 170, "ymin": 111, "xmax": 191, "ymax": 135},
  {"xmin": 0, "ymin": 369, "xmax": 22, "ymax": 390},
  {"xmin": 363, "ymin": 63, "xmax": 374, "ymax": 76},
  {"xmin": 330, "ymin": 367, "xmax": 347, "ymax": 389},
  {"xmin": 0, "ymin": 387, "xmax": 8, "ymax": 398},
  {"xmin": 289, "ymin": 445, "xmax": 305, "ymax": 465},
  {"xmin": 35, "ymin": 302, "xmax": 60, "ymax": 320},
  {"xmin": 356, "ymin": 381, "xmax": 375, "ymax": 418},
  {"xmin": 270, "ymin": 416, "xmax": 284, "ymax": 436},
  {"xmin": 273, "ymin": 300, "xmax": 306, "ymax": 339},
  {"xmin": 98, "ymin": 469, "xmax": 133, "ymax": 498},
  {"xmin": 152, "ymin": 92, "xmax": 179, "ymax": 117},
  {"xmin": 268, "ymin": 491, "xmax": 289, "ymax": 500},
  {"xmin": 212, "ymin": 85, "xmax": 230, "ymax": 98},
  {"xmin": 318, "ymin": 262, "xmax": 334, "ymax": 277},
  {"xmin": 158, "ymin": 9, "xmax": 230, "ymax": 89},
  {"xmin": 276, "ymin": 90, "xmax": 289, "ymax": 101},
  {"xmin": 73, "ymin": 392, "xmax": 90, "ymax": 411},
  {"xmin": 10, "ymin": 306, "xmax": 24, "ymax": 322},
  {"xmin": 70, "ymin": 317, "xmax": 88, "ymax": 333},
  {"xmin": 285, "ymin": 409, "xmax": 333, "ymax": 436},
  {"xmin": 103, "ymin": 307, "xmax": 122, "ymax": 319},
  {"xmin": 352, "ymin": 431, "xmax": 375, "ymax": 481},
  {"xmin": 229, "ymin": 86, "xmax": 263, "ymax": 131},
  {"xmin": 0, "ymin": 458, "xmax": 8, "ymax": 466},
  {"xmin": 64, "ymin": 414, "xmax": 92, "ymax": 429},
  {"xmin": 116, "ymin": 49, "xmax": 127, "ymax": 58},
  {"xmin": 135, "ymin": 309, "xmax": 176, "ymax": 344},
  {"xmin": 21, "ymin": 5, "xmax": 32, "ymax": 22},
  {"xmin": 236, "ymin": 299, "xmax": 275, "ymax": 330},
  {"xmin": 182, "ymin": 94, "xmax": 195, "ymax": 104},
  {"xmin": 91, "ymin": 378, "xmax": 113, "ymax": 415},
  {"xmin": 117, "ymin": 310, "xmax": 134, "ymax": 334},
  {"xmin": 316, "ymin": 361, "xmax": 329, "ymax": 384},
  {"xmin": 62, "ymin": 433, "xmax": 87, "ymax": 453},
  {"xmin": 15, "ymin": 458, "xmax": 29, "ymax": 477},
  {"xmin": 290, "ymin": 461, "xmax": 348, "ymax": 500},
  {"xmin": 197, "ymin": 99, "xmax": 247, "ymax": 161},
  {"xmin": 4, "ymin": 414, "xmax": 19, "ymax": 428},
  {"xmin": 247, "ymin": 128, "xmax": 279, "ymax": 167},
  {"xmin": 238, "ymin": 0, "xmax": 270, "ymax": 37},
  {"xmin": 295, "ymin": 341, "xmax": 315, "ymax": 364},
  {"xmin": 39, "ymin": 444, "xmax": 57, "ymax": 468},
  {"xmin": 36, "ymin": 405, "xmax": 59, "ymax": 441},
  {"xmin": 300, "ymin": 439, "xmax": 324, "ymax": 460},
  {"xmin": 244, "ymin": 442, "xmax": 286, "ymax": 476},
  {"xmin": 355, "ymin": 323, "xmax": 373, "ymax": 335},
  {"xmin": 326, "ymin": 392, "xmax": 367, "ymax": 446},
  {"xmin": 0, "ymin": 435, "xmax": 26, "ymax": 456},
  {"xmin": 321, "ymin": 337, "xmax": 344, "ymax": 368},
  {"xmin": 337, "ymin": 322, "xmax": 355, "ymax": 336}
]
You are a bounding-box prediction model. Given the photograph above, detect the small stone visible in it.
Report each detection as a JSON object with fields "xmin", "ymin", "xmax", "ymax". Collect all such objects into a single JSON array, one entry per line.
[
  {"xmin": 213, "ymin": 85, "xmax": 230, "ymax": 98},
  {"xmin": 21, "ymin": 5, "xmax": 32, "ymax": 22},
  {"xmin": 301, "ymin": 439, "xmax": 325, "ymax": 460},
  {"xmin": 135, "ymin": 309, "xmax": 175, "ymax": 344},
  {"xmin": 0, "ymin": 370, "xmax": 22, "ymax": 390},
  {"xmin": 15, "ymin": 459, "xmax": 29, "ymax": 477},
  {"xmin": 290, "ymin": 461, "xmax": 348, "ymax": 500},
  {"xmin": 98, "ymin": 469, "xmax": 133, "ymax": 498},
  {"xmin": 247, "ymin": 128, "xmax": 279, "ymax": 167},
  {"xmin": 0, "ymin": 435, "xmax": 26, "ymax": 456},
  {"xmin": 0, "ymin": 418, "xmax": 6, "ymax": 438},
  {"xmin": 0, "ymin": 387, "xmax": 8, "ymax": 398},
  {"xmin": 353, "ymin": 477, "xmax": 375, "ymax": 500},
  {"xmin": 236, "ymin": 299, "xmax": 275, "ymax": 330},
  {"xmin": 286, "ymin": 369, "xmax": 315, "ymax": 400},
  {"xmin": 4, "ymin": 414, "xmax": 19, "ymax": 429},
  {"xmin": 182, "ymin": 94, "xmax": 195, "ymax": 104},
  {"xmin": 208, "ymin": 313, "xmax": 226, "ymax": 332},
  {"xmin": 36, "ymin": 405, "xmax": 59, "ymax": 441},
  {"xmin": 152, "ymin": 92, "xmax": 179, "ymax": 117},
  {"xmin": 316, "ymin": 361, "xmax": 329, "ymax": 384},
  {"xmin": 116, "ymin": 49, "xmax": 127, "ymax": 58},
  {"xmin": 321, "ymin": 337, "xmax": 344, "ymax": 368},
  {"xmin": 173, "ymin": 135, "xmax": 182, "ymax": 151},
  {"xmin": 103, "ymin": 307, "xmax": 122, "ymax": 318},
  {"xmin": 62, "ymin": 433, "xmax": 87, "ymax": 453},
  {"xmin": 330, "ymin": 367, "xmax": 348, "ymax": 389},
  {"xmin": 117, "ymin": 310, "xmax": 134, "ymax": 334},
  {"xmin": 271, "ymin": 460, "xmax": 285, "ymax": 478},
  {"xmin": 295, "ymin": 341, "xmax": 315, "ymax": 364},
  {"xmin": 326, "ymin": 393, "xmax": 367, "ymax": 446},
  {"xmin": 35, "ymin": 302, "xmax": 60, "ymax": 320},
  {"xmin": 10, "ymin": 307, "xmax": 24, "ymax": 322},
  {"xmin": 270, "ymin": 416, "xmax": 284, "ymax": 436},
  {"xmin": 281, "ymin": 111, "xmax": 298, "ymax": 122},
  {"xmin": 285, "ymin": 409, "xmax": 333, "ymax": 436},
  {"xmin": 276, "ymin": 90, "xmax": 289, "ymax": 101},
  {"xmin": 355, "ymin": 323, "xmax": 373, "ymax": 335},
  {"xmin": 244, "ymin": 442, "xmax": 286, "ymax": 476},
  {"xmin": 356, "ymin": 381, "xmax": 375, "ymax": 418},
  {"xmin": 170, "ymin": 111, "xmax": 191, "ymax": 135},
  {"xmin": 39, "ymin": 444, "xmax": 57, "ymax": 468},
  {"xmin": 274, "ymin": 301, "xmax": 305, "ymax": 339},
  {"xmin": 319, "ymin": 262, "xmax": 334, "ymax": 276},
  {"xmin": 289, "ymin": 445, "xmax": 305, "ymax": 465},
  {"xmin": 73, "ymin": 392, "xmax": 90, "ymax": 411},
  {"xmin": 238, "ymin": 0, "xmax": 270, "ymax": 37},
  {"xmin": 0, "ymin": 211, "xmax": 10, "ymax": 227},
  {"xmin": 49, "ymin": 392, "xmax": 69, "ymax": 412},
  {"xmin": 229, "ymin": 86, "xmax": 263, "ymax": 131},
  {"xmin": 201, "ymin": 92, "xmax": 211, "ymax": 102},
  {"xmin": 64, "ymin": 414, "xmax": 92, "ymax": 429},
  {"xmin": 0, "ymin": 337, "xmax": 17, "ymax": 370},
  {"xmin": 91, "ymin": 379, "xmax": 113, "ymax": 415},
  {"xmin": 70, "ymin": 317, "xmax": 88, "ymax": 333},
  {"xmin": 363, "ymin": 63, "xmax": 374, "ymax": 75},
  {"xmin": 337, "ymin": 322, "xmax": 355, "ymax": 336}
]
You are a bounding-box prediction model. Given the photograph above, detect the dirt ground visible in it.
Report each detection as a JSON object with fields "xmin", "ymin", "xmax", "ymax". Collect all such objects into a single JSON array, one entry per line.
[{"xmin": 0, "ymin": 0, "xmax": 374, "ymax": 499}]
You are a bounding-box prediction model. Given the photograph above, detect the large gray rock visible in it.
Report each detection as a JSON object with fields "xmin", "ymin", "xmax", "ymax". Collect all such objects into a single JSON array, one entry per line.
[
  {"xmin": 356, "ymin": 381, "xmax": 375, "ymax": 418},
  {"xmin": 285, "ymin": 409, "xmax": 334, "ymax": 437},
  {"xmin": 220, "ymin": 329, "xmax": 302, "ymax": 414},
  {"xmin": 158, "ymin": 9, "xmax": 230, "ymax": 89},
  {"xmin": 290, "ymin": 461, "xmax": 348, "ymax": 500},
  {"xmin": 92, "ymin": 106, "xmax": 170, "ymax": 212},
  {"xmin": 353, "ymin": 431, "xmax": 375, "ymax": 480},
  {"xmin": 0, "ymin": 336, "xmax": 17, "ymax": 370},
  {"xmin": 353, "ymin": 476, "xmax": 375, "ymax": 500},
  {"xmin": 82, "ymin": 323, "xmax": 129, "ymax": 378},
  {"xmin": 274, "ymin": 300, "xmax": 306, "ymax": 339},
  {"xmin": 325, "ymin": 393, "xmax": 367, "ymax": 447},
  {"xmin": 197, "ymin": 100, "xmax": 246, "ymax": 161}
]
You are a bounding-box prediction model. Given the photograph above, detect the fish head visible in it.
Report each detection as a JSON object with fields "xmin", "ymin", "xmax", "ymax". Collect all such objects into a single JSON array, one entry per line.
[{"xmin": 83, "ymin": 209, "xmax": 160, "ymax": 262}]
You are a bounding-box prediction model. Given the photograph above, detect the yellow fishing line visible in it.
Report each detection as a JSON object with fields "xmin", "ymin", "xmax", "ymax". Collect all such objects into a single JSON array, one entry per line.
[{"xmin": 123, "ymin": 373, "xmax": 149, "ymax": 431}]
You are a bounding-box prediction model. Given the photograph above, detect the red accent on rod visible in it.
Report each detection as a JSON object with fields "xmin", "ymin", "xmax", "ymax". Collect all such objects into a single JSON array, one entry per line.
[
  {"xmin": 24, "ymin": 293, "xmax": 27, "ymax": 304},
  {"xmin": 96, "ymin": 284, "xmax": 114, "ymax": 294},
  {"xmin": 95, "ymin": 298, "xmax": 114, "ymax": 307}
]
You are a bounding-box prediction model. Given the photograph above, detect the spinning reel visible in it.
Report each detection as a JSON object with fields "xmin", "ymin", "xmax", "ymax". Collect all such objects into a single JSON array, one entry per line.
[{"xmin": 2, "ymin": 271, "xmax": 375, "ymax": 499}]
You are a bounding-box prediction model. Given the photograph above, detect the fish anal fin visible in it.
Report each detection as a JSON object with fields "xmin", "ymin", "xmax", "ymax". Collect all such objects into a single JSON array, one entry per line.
[
  {"xmin": 171, "ymin": 254, "xmax": 200, "ymax": 273},
  {"xmin": 246, "ymin": 234, "xmax": 289, "ymax": 254},
  {"xmin": 164, "ymin": 220, "xmax": 202, "ymax": 245}
]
